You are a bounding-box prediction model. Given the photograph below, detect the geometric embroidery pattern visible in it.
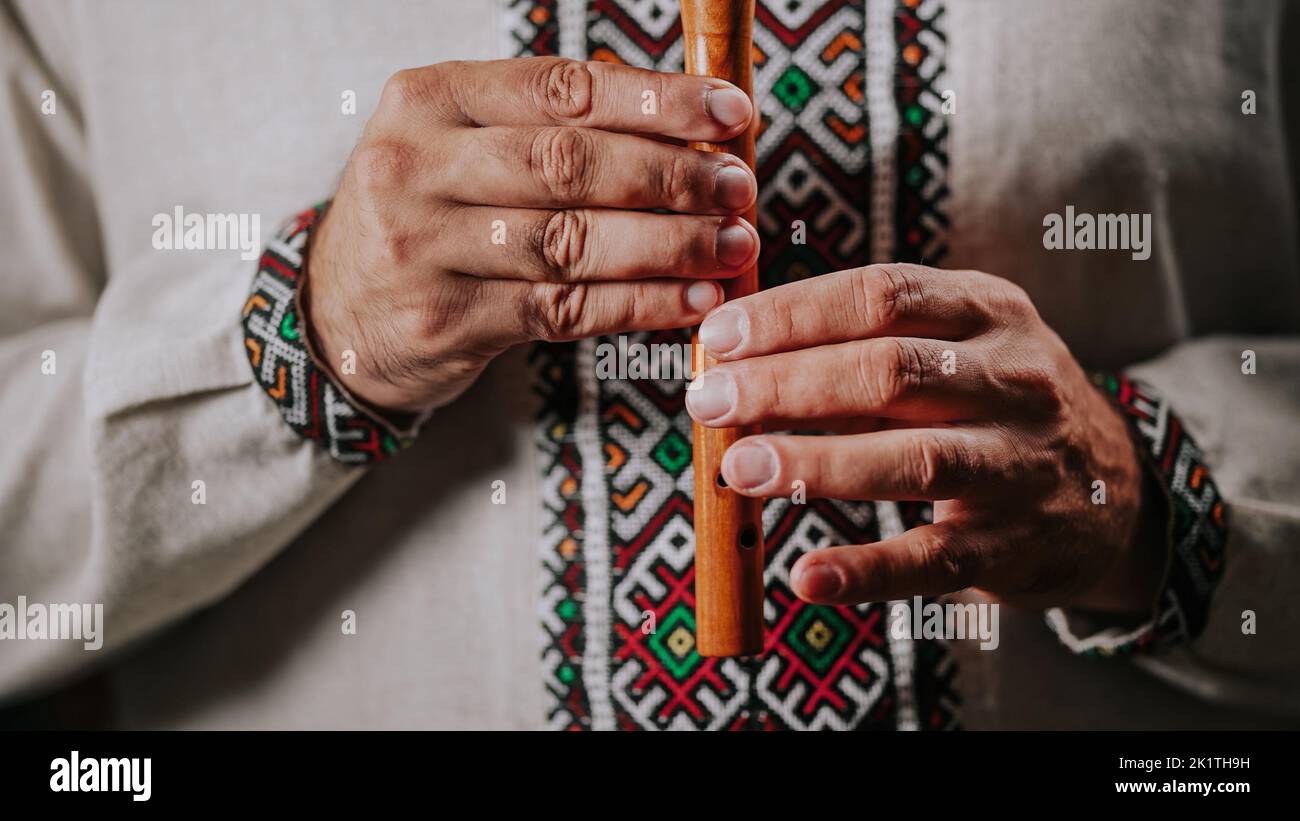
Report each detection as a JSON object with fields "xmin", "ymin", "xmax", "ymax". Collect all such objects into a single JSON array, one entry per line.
[
  {"xmin": 893, "ymin": 0, "xmax": 949, "ymax": 264},
  {"xmin": 532, "ymin": 341, "xmax": 592, "ymax": 726},
  {"xmin": 503, "ymin": 0, "xmax": 561, "ymax": 57},
  {"xmin": 523, "ymin": 0, "xmax": 956, "ymax": 730}
]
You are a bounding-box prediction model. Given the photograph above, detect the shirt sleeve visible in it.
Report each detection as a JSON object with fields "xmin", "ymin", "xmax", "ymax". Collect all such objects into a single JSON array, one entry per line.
[
  {"xmin": 1047, "ymin": 339, "xmax": 1300, "ymax": 715},
  {"xmin": 0, "ymin": 3, "xmax": 363, "ymax": 700},
  {"xmin": 1046, "ymin": 2, "xmax": 1300, "ymax": 714}
]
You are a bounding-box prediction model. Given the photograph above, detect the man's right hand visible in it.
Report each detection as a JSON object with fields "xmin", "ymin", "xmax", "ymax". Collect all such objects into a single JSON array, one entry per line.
[{"xmin": 306, "ymin": 57, "xmax": 759, "ymax": 413}]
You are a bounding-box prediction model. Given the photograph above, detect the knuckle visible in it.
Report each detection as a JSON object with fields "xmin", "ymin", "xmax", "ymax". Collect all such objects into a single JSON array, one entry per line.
[
  {"xmin": 352, "ymin": 139, "xmax": 417, "ymax": 196},
  {"xmin": 534, "ymin": 59, "xmax": 595, "ymax": 121},
  {"xmin": 528, "ymin": 127, "xmax": 594, "ymax": 201},
  {"xmin": 377, "ymin": 225, "xmax": 414, "ymax": 268},
  {"xmin": 754, "ymin": 360, "xmax": 786, "ymax": 418},
  {"xmin": 859, "ymin": 338, "xmax": 925, "ymax": 407},
  {"xmin": 916, "ymin": 533, "xmax": 975, "ymax": 590},
  {"xmin": 655, "ymin": 151, "xmax": 693, "ymax": 207},
  {"xmin": 419, "ymin": 280, "xmax": 475, "ymax": 334},
  {"xmin": 1031, "ymin": 364, "xmax": 1066, "ymax": 413},
  {"xmin": 538, "ymin": 209, "xmax": 590, "ymax": 279},
  {"xmin": 859, "ymin": 264, "xmax": 926, "ymax": 329},
  {"xmin": 650, "ymin": 71, "xmax": 671, "ymax": 118},
  {"xmin": 994, "ymin": 277, "xmax": 1036, "ymax": 320},
  {"xmin": 529, "ymin": 282, "xmax": 588, "ymax": 341},
  {"xmin": 764, "ymin": 292, "xmax": 797, "ymax": 348},
  {"xmin": 380, "ymin": 68, "xmax": 432, "ymax": 112},
  {"xmin": 904, "ymin": 436, "xmax": 949, "ymax": 497},
  {"xmin": 1019, "ymin": 441, "xmax": 1059, "ymax": 487},
  {"xmin": 1005, "ymin": 360, "xmax": 1065, "ymax": 415},
  {"xmin": 672, "ymin": 217, "xmax": 709, "ymax": 266}
]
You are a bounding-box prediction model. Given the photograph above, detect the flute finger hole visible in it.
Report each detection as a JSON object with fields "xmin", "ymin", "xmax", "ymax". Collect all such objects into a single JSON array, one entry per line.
[
  {"xmin": 716, "ymin": 471, "xmax": 728, "ymax": 489},
  {"xmin": 738, "ymin": 523, "xmax": 758, "ymax": 550}
]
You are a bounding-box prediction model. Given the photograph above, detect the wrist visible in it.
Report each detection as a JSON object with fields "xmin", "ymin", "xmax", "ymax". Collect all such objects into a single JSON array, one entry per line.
[
  {"xmin": 1097, "ymin": 451, "xmax": 1167, "ymax": 615},
  {"xmin": 1075, "ymin": 388, "xmax": 1165, "ymax": 614},
  {"xmin": 302, "ymin": 206, "xmax": 429, "ymax": 416},
  {"xmin": 1045, "ymin": 372, "xmax": 1228, "ymax": 656},
  {"xmin": 242, "ymin": 204, "xmax": 418, "ymax": 463}
]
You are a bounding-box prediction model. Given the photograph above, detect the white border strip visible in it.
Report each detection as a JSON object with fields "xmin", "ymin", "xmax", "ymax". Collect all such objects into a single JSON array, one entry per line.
[
  {"xmin": 877, "ymin": 500, "xmax": 920, "ymax": 731},
  {"xmin": 575, "ymin": 337, "xmax": 615, "ymax": 730},
  {"xmin": 866, "ymin": 0, "xmax": 898, "ymax": 265},
  {"xmin": 558, "ymin": 0, "xmax": 587, "ymax": 60}
]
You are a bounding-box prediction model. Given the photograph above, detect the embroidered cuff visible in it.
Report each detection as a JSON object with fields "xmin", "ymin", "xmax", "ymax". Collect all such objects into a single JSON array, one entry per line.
[
  {"xmin": 241, "ymin": 204, "xmax": 418, "ymax": 464},
  {"xmin": 1046, "ymin": 373, "xmax": 1228, "ymax": 656}
]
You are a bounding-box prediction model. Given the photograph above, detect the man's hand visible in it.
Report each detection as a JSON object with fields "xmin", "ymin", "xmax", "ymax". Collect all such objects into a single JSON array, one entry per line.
[
  {"xmin": 687, "ymin": 263, "xmax": 1163, "ymax": 613},
  {"xmin": 307, "ymin": 57, "xmax": 760, "ymax": 412}
]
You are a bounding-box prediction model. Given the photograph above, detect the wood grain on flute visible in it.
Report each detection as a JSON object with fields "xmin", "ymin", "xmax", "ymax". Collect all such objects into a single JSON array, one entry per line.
[{"xmin": 682, "ymin": 0, "xmax": 765, "ymax": 658}]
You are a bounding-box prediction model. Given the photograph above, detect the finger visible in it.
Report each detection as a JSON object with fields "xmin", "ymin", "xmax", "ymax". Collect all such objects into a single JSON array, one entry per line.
[
  {"xmin": 441, "ymin": 207, "xmax": 759, "ymax": 282},
  {"xmin": 720, "ymin": 427, "xmax": 1005, "ymax": 501},
  {"xmin": 686, "ymin": 337, "xmax": 994, "ymax": 427},
  {"xmin": 474, "ymin": 276, "xmax": 724, "ymax": 347},
  {"xmin": 438, "ymin": 126, "xmax": 756, "ymax": 213},
  {"xmin": 789, "ymin": 521, "xmax": 984, "ymax": 604},
  {"xmin": 697, "ymin": 263, "xmax": 1026, "ymax": 360},
  {"xmin": 392, "ymin": 58, "xmax": 753, "ymax": 141}
]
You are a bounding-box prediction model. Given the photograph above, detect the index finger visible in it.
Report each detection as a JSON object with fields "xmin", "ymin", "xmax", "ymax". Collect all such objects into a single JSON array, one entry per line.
[
  {"xmin": 395, "ymin": 57, "xmax": 753, "ymax": 142},
  {"xmin": 697, "ymin": 263, "xmax": 1015, "ymax": 360}
]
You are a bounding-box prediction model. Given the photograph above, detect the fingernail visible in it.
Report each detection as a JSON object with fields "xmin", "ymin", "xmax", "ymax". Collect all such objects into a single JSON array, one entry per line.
[
  {"xmin": 699, "ymin": 305, "xmax": 746, "ymax": 354},
  {"xmin": 706, "ymin": 86, "xmax": 751, "ymax": 129},
  {"xmin": 715, "ymin": 223, "xmax": 755, "ymax": 268},
  {"xmin": 685, "ymin": 370, "xmax": 736, "ymax": 422},
  {"xmin": 714, "ymin": 165, "xmax": 755, "ymax": 211},
  {"xmin": 685, "ymin": 281, "xmax": 721, "ymax": 313},
  {"xmin": 725, "ymin": 441, "xmax": 776, "ymax": 489},
  {"xmin": 794, "ymin": 562, "xmax": 843, "ymax": 601}
]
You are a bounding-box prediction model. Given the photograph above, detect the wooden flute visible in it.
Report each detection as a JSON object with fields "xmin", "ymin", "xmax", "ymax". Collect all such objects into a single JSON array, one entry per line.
[{"xmin": 682, "ymin": 0, "xmax": 765, "ymax": 658}]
